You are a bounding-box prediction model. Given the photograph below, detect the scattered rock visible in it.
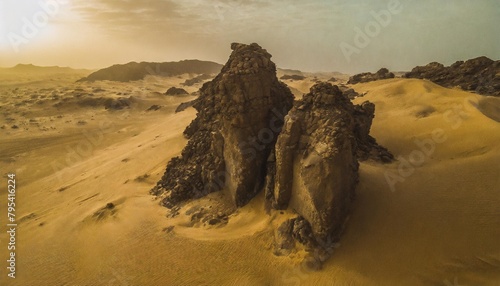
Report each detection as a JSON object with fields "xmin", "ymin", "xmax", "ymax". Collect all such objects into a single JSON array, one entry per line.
[
  {"xmin": 414, "ymin": 105, "xmax": 436, "ymax": 118},
  {"xmin": 182, "ymin": 74, "xmax": 213, "ymax": 86},
  {"xmin": 208, "ymin": 218, "xmax": 220, "ymax": 225},
  {"xmin": 175, "ymin": 100, "xmax": 196, "ymax": 113},
  {"xmin": 19, "ymin": 213, "xmax": 37, "ymax": 223},
  {"xmin": 165, "ymin": 87, "xmax": 188, "ymax": 96},
  {"xmin": 54, "ymin": 96, "xmax": 135, "ymax": 110},
  {"xmin": 280, "ymin": 74, "xmax": 306, "ymax": 81},
  {"xmin": 135, "ymin": 174, "xmax": 150, "ymax": 182},
  {"xmin": 348, "ymin": 68, "xmax": 395, "ymax": 84},
  {"xmin": 104, "ymin": 97, "xmax": 134, "ymax": 110},
  {"xmin": 91, "ymin": 203, "xmax": 117, "ymax": 221},
  {"xmin": 146, "ymin": 105, "xmax": 162, "ymax": 111},
  {"xmin": 58, "ymin": 186, "xmax": 69, "ymax": 192},
  {"xmin": 163, "ymin": 226, "xmax": 175, "ymax": 233}
]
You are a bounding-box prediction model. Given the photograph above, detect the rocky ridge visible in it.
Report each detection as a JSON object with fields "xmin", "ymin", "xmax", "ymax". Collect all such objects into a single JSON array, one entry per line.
[
  {"xmin": 404, "ymin": 56, "xmax": 500, "ymax": 97},
  {"xmin": 348, "ymin": 68, "xmax": 395, "ymax": 84}
]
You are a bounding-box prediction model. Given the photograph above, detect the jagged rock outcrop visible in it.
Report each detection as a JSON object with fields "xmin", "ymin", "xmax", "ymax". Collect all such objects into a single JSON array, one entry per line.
[
  {"xmin": 165, "ymin": 87, "xmax": 188, "ymax": 95},
  {"xmin": 152, "ymin": 43, "xmax": 294, "ymax": 208},
  {"xmin": 175, "ymin": 100, "xmax": 196, "ymax": 113},
  {"xmin": 404, "ymin": 56, "xmax": 500, "ymax": 97},
  {"xmin": 348, "ymin": 68, "xmax": 395, "ymax": 84},
  {"xmin": 265, "ymin": 82, "xmax": 391, "ymax": 242}
]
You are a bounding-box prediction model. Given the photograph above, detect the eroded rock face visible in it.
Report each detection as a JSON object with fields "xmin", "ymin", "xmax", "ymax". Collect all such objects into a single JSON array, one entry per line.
[
  {"xmin": 152, "ymin": 43, "xmax": 294, "ymax": 207},
  {"xmin": 404, "ymin": 56, "xmax": 500, "ymax": 97},
  {"xmin": 353, "ymin": 102, "xmax": 394, "ymax": 162},
  {"xmin": 265, "ymin": 82, "xmax": 391, "ymax": 242},
  {"xmin": 348, "ymin": 68, "xmax": 395, "ymax": 84},
  {"xmin": 267, "ymin": 83, "xmax": 357, "ymax": 241}
]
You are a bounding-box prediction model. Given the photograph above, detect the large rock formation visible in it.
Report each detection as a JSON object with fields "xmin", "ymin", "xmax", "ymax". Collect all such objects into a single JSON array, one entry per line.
[
  {"xmin": 348, "ymin": 68, "xmax": 395, "ymax": 84},
  {"xmin": 404, "ymin": 56, "xmax": 500, "ymax": 97},
  {"xmin": 152, "ymin": 43, "xmax": 392, "ymax": 263},
  {"xmin": 265, "ymin": 82, "xmax": 390, "ymax": 243},
  {"xmin": 152, "ymin": 43, "xmax": 294, "ymax": 208}
]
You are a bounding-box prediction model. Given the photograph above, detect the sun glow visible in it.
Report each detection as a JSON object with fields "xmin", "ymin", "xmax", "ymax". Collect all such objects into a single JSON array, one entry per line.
[{"xmin": 0, "ymin": 0, "xmax": 68, "ymax": 52}]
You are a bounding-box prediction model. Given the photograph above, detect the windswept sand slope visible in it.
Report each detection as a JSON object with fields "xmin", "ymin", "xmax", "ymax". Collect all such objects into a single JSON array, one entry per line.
[{"xmin": 0, "ymin": 78, "xmax": 499, "ymax": 285}]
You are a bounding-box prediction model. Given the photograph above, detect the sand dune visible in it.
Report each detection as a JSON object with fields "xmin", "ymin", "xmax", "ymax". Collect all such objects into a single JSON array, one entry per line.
[{"xmin": 0, "ymin": 75, "xmax": 499, "ymax": 285}]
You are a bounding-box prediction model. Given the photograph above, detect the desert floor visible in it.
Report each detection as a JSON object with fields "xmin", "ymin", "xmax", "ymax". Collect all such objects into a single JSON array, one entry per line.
[{"xmin": 0, "ymin": 72, "xmax": 499, "ymax": 285}]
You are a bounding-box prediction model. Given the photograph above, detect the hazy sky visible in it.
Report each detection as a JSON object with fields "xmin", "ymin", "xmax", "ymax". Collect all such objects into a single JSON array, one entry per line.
[{"xmin": 0, "ymin": 0, "xmax": 499, "ymax": 73}]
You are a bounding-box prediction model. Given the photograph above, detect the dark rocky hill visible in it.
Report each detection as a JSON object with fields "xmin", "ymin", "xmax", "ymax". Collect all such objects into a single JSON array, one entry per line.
[
  {"xmin": 0, "ymin": 64, "xmax": 91, "ymax": 75},
  {"xmin": 77, "ymin": 60, "xmax": 222, "ymax": 82},
  {"xmin": 404, "ymin": 56, "xmax": 500, "ymax": 97}
]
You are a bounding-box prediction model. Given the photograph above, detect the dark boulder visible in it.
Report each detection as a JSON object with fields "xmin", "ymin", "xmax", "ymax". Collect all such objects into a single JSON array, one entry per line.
[{"xmin": 165, "ymin": 87, "xmax": 188, "ymax": 96}]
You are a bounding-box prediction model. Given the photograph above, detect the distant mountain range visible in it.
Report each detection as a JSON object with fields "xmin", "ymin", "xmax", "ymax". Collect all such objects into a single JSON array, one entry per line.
[
  {"xmin": 0, "ymin": 64, "xmax": 92, "ymax": 74},
  {"xmin": 77, "ymin": 60, "xmax": 223, "ymax": 82},
  {"xmin": 1, "ymin": 62, "xmax": 351, "ymax": 83}
]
